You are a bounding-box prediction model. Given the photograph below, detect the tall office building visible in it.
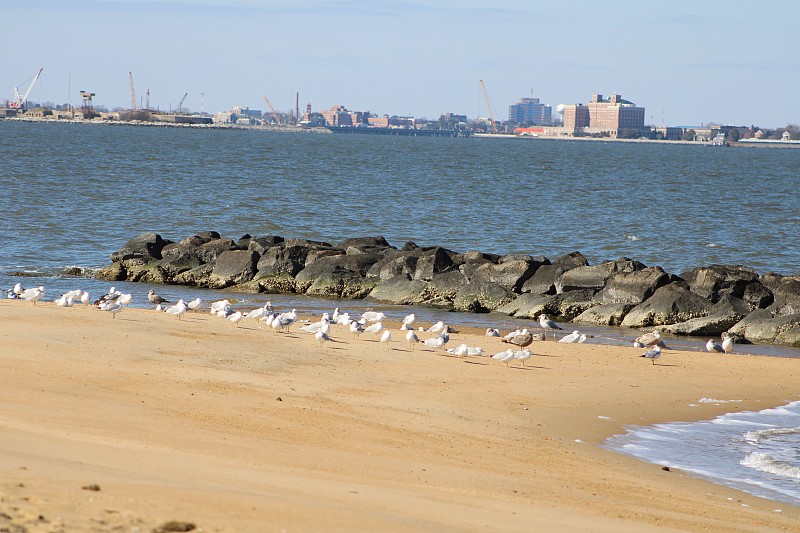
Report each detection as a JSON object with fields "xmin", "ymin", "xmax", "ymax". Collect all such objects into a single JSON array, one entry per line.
[{"xmin": 508, "ymin": 97, "xmax": 552, "ymax": 125}]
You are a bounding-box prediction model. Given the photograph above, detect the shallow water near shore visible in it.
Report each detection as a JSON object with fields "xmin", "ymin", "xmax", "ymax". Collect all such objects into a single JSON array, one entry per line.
[{"xmin": 605, "ymin": 401, "xmax": 800, "ymax": 507}]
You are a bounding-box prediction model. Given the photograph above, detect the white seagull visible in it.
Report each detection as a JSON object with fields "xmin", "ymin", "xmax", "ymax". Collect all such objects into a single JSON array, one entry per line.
[
  {"xmin": 361, "ymin": 311, "xmax": 385, "ymax": 323},
  {"xmin": 228, "ymin": 310, "xmax": 244, "ymax": 327},
  {"xmin": 721, "ymin": 333, "xmax": 735, "ymax": 354},
  {"xmin": 641, "ymin": 345, "xmax": 662, "ymax": 365},
  {"xmin": 427, "ymin": 321, "xmax": 445, "ymax": 335},
  {"xmin": 423, "ymin": 336, "xmax": 445, "ymax": 351},
  {"xmin": 405, "ymin": 329, "xmax": 420, "ymax": 350},
  {"xmin": 21, "ymin": 286, "xmax": 45, "ymax": 305},
  {"xmin": 706, "ymin": 339, "xmax": 724, "ymax": 353},
  {"xmin": 350, "ymin": 320, "xmax": 364, "ymax": 339},
  {"xmin": 559, "ymin": 330, "xmax": 582, "ymax": 344},
  {"xmin": 402, "ymin": 313, "xmax": 416, "ymax": 328},
  {"xmin": 99, "ymin": 300, "xmax": 123, "ymax": 318},
  {"xmin": 315, "ymin": 328, "xmax": 331, "ymax": 347},
  {"xmin": 166, "ymin": 299, "xmax": 188, "ymax": 320},
  {"xmin": 514, "ymin": 349, "xmax": 533, "ymax": 367},
  {"xmin": 364, "ymin": 321, "xmax": 384, "ymax": 338},
  {"xmin": 492, "ymin": 349, "xmax": 515, "ymax": 367},
  {"xmin": 187, "ymin": 298, "xmax": 203, "ymax": 312},
  {"xmin": 380, "ymin": 329, "xmax": 392, "ymax": 349},
  {"xmin": 485, "ymin": 328, "xmax": 501, "ymax": 337},
  {"xmin": 538, "ymin": 314, "xmax": 563, "ymax": 336}
]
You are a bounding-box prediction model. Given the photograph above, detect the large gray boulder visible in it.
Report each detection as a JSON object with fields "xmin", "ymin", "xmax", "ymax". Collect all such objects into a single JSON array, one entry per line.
[
  {"xmin": 294, "ymin": 253, "xmax": 381, "ymax": 292},
  {"xmin": 574, "ymin": 303, "xmax": 636, "ymax": 326},
  {"xmin": 768, "ymin": 278, "xmax": 800, "ymax": 316},
  {"xmin": 662, "ymin": 295, "xmax": 752, "ymax": 336},
  {"xmin": 729, "ymin": 310, "xmax": 800, "ymax": 346},
  {"xmin": 208, "ymin": 249, "xmax": 260, "ymax": 289},
  {"xmin": 367, "ymin": 252, "xmax": 419, "ymax": 280},
  {"xmin": 174, "ymin": 262, "xmax": 215, "ymax": 287},
  {"xmin": 621, "ymin": 284, "xmax": 714, "ymax": 328},
  {"xmin": 426, "ymin": 270, "xmax": 468, "ymax": 306},
  {"xmin": 453, "ymin": 282, "xmax": 514, "ymax": 313},
  {"xmin": 557, "ymin": 258, "xmax": 645, "ymax": 294},
  {"xmin": 467, "ymin": 259, "xmax": 541, "ymax": 292},
  {"xmin": 368, "ymin": 275, "xmax": 431, "ymax": 305},
  {"xmin": 303, "ymin": 270, "xmax": 377, "ymax": 299},
  {"xmin": 195, "ymin": 238, "xmax": 242, "ymax": 263},
  {"xmin": 495, "ymin": 293, "xmax": 554, "ymax": 318},
  {"xmin": 110, "ymin": 232, "xmax": 169, "ymax": 263},
  {"xmin": 156, "ymin": 248, "xmax": 203, "ymax": 280},
  {"xmin": 256, "ymin": 244, "xmax": 314, "ymax": 277},
  {"xmin": 248, "ymin": 236, "xmax": 285, "ymax": 255},
  {"xmin": 680, "ymin": 264, "xmax": 760, "ymax": 303},
  {"xmin": 595, "ymin": 267, "xmax": 670, "ymax": 304},
  {"xmin": 412, "ymin": 247, "xmax": 456, "ymax": 281},
  {"xmin": 521, "ymin": 252, "xmax": 588, "ymax": 295}
]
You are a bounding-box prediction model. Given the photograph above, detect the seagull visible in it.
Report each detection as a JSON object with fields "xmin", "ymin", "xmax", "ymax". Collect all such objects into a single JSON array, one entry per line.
[
  {"xmin": 246, "ymin": 303, "xmax": 272, "ymax": 321},
  {"xmin": 451, "ymin": 343, "xmax": 468, "ymax": 358},
  {"xmin": 55, "ymin": 294, "xmax": 73, "ymax": 307},
  {"xmin": 721, "ymin": 333, "xmax": 735, "ymax": 354},
  {"xmin": 577, "ymin": 333, "xmax": 588, "ymax": 343},
  {"xmin": 301, "ymin": 313, "xmax": 331, "ymax": 333},
  {"xmin": 514, "ymin": 349, "xmax": 532, "ymax": 367},
  {"xmin": 427, "ymin": 321, "xmax": 445, "ymax": 335},
  {"xmin": 503, "ymin": 332, "xmax": 533, "ymax": 349},
  {"xmin": 336, "ymin": 312, "xmax": 352, "ymax": 326},
  {"xmin": 99, "ymin": 300, "xmax": 123, "ymax": 318},
  {"xmin": 423, "ymin": 336, "xmax": 445, "ymax": 351},
  {"xmin": 228, "ymin": 310, "xmax": 244, "ymax": 327},
  {"xmin": 62, "ymin": 289, "xmax": 82, "ymax": 301},
  {"xmin": 706, "ymin": 339, "xmax": 724, "ymax": 353},
  {"xmin": 402, "ymin": 313, "xmax": 416, "ymax": 328},
  {"xmin": 467, "ymin": 346, "xmax": 483, "ymax": 357},
  {"xmin": 210, "ymin": 299, "xmax": 231, "ymax": 316},
  {"xmin": 406, "ymin": 329, "xmax": 420, "ymax": 350},
  {"xmin": 187, "ymin": 298, "xmax": 203, "ymax": 312},
  {"xmin": 331, "ymin": 308, "xmax": 340, "ymax": 323},
  {"xmin": 80, "ymin": 291, "xmax": 90, "ymax": 306},
  {"xmin": 492, "ymin": 349, "xmax": 515, "ymax": 367},
  {"xmin": 503, "ymin": 328, "xmax": 527, "ymax": 340},
  {"xmin": 364, "ymin": 321, "xmax": 384, "ymax": 338},
  {"xmin": 147, "ymin": 289, "xmax": 168, "ymax": 305},
  {"xmin": 485, "ymin": 328, "xmax": 501, "ymax": 337},
  {"xmin": 272, "ymin": 309, "xmax": 297, "ymax": 333},
  {"xmin": 641, "ymin": 345, "xmax": 662, "ymax": 365},
  {"xmin": 350, "ymin": 320, "xmax": 364, "ymax": 339},
  {"xmin": 538, "ymin": 314, "xmax": 563, "ymax": 336},
  {"xmin": 21, "ymin": 286, "xmax": 45, "ymax": 305},
  {"xmin": 117, "ymin": 293, "xmax": 133, "ymax": 307},
  {"xmin": 13, "ymin": 283, "xmax": 24, "ymax": 296},
  {"xmin": 380, "ymin": 329, "xmax": 392, "ymax": 349},
  {"xmin": 559, "ymin": 330, "xmax": 582, "ymax": 344},
  {"xmin": 166, "ymin": 299, "xmax": 188, "ymax": 320},
  {"xmin": 361, "ymin": 311, "xmax": 385, "ymax": 323},
  {"xmin": 635, "ymin": 330, "xmax": 662, "ymax": 347},
  {"xmin": 315, "ymin": 328, "xmax": 331, "ymax": 347}
]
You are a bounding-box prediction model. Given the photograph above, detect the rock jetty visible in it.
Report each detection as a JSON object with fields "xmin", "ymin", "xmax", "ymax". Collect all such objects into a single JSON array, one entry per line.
[{"xmin": 99, "ymin": 231, "xmax": 800, "ymax": 346}]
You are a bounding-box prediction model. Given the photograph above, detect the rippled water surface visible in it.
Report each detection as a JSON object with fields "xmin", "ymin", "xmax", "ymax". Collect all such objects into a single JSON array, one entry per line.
[{"xmin": 3, "ymin": 120, "xmax": 800, "ymax": 275}]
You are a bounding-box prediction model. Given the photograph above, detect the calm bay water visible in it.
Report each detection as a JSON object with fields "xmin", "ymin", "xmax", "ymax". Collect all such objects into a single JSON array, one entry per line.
[
  {"xmin": 2, "ymin": 120, "xmax": 800, "ymax": 276},
  {"xmin": 3, "ymin": 120, "xmax": 800, "ymax": 506}
]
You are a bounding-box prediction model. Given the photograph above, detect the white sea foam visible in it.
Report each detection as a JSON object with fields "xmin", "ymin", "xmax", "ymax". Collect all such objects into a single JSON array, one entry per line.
[
  {"xmin": 699, "ymin": 398, "xmax": 743, "ymax": 404},
  {"xmin": 744, "ymin": 427, "xmax": 800, "ymax": 445},
  {"xmin": 741, "ymin": 452, "xmax": 800, "ymax": 479}
]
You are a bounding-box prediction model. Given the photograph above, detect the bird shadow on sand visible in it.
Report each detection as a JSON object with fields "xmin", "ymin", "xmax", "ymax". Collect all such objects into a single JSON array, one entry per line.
[
  {"xmin": 512, "ymin": 364, "xmax": 548, "ymax": 370},
  {"xmin": 651, "ymin": 363, "xmax": 681, "ymax": 367}
]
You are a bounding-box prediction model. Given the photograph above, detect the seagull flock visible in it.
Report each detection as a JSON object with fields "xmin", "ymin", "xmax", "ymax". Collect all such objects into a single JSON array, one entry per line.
[{"xmin": 4, "ymin": 283, "xmax": 736, "ymax": 366}]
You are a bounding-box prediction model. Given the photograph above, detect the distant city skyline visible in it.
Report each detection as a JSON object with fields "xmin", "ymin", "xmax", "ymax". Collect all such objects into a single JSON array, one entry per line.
[{"xmin": 5, "ymin": 0, "xmax": 800, "ymax": 128}]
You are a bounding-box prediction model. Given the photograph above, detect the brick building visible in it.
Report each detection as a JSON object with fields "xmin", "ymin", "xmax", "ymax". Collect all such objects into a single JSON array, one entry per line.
[{"xmin": 562, "ymin": 93, "xmax": 644, "ymax": 138}]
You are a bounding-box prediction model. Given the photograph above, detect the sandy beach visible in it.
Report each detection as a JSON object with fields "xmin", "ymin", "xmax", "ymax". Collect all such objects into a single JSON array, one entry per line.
[{"xmin": 1, "ymin": 300, "xmax": 799, "ymax": 532}]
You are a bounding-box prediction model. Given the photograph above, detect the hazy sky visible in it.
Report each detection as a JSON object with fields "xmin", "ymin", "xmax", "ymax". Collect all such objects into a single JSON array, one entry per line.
[{"xmin": 6, "ymin": 0, "xmax": 799, "ymax": 127}]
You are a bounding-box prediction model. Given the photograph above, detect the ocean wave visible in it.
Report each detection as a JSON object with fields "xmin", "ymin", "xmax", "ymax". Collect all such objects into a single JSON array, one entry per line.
[
  {"xmin": 744, "ymin": 427, "xmax": 800, "ymax": 445},
  {"xmin": 741, "ymin": 452, "xmax": 800, "ymax": 479}
]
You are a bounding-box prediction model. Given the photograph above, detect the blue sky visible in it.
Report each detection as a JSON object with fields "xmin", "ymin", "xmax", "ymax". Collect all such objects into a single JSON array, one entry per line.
[{"xmin": 6, "ymin": 0, "xmax": 799, "ymax": 127}]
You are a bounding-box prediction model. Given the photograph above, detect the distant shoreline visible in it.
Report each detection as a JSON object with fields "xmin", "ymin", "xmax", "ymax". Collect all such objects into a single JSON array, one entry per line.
[{"xmin": 4, "ymin": 116, "xmax": 799, "ymax": 148}]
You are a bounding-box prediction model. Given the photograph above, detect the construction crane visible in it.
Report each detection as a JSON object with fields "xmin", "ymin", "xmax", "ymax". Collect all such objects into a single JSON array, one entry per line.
[
  {"xmin": 479, "ymin": 79, "xmax": 497, "ymax": 133},
  {"xmin": 177, "ymin": 92, "xmax": 188, "ymax": 113},
  {"xmin": 11, "ymin": 67, "xmax": 44, "ymax": 109},
  {"xmin": 261, "ymin": 95, "xmax": 282, "ymax": 126},
  {"xmin": 128, "ymin": 71, "xmax": 137, "ymax": 111}
]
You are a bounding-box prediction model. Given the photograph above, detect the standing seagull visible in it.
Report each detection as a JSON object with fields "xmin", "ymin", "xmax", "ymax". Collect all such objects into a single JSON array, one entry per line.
[
  {"xmin": 721, "ymin": 333, "xmax": 735, "ymax": 354},
  {"xmin": 706, "ymin": 339, "xmax": 724, "ymax": 353},
  {"xmin": 99, "ymin": 300, "xmax": 123, "ymax": 318},
  {"xmin": 402, "ymin": 313, "xmax": 416, "ymax": 328},
  {"xmin": 165, "ymin": 299, "xmax": 188, "ymax": 320},
  {"xmin": 514, "ymin": 349, "xmax": 533, "ymax": 367},
  {"xmin": 405, "ymin": 329, "xmax": 420, "ymax": 350},
  {"xmin": 315, "ymin": 328, "xmax": 331, "ymax": 347},
  {"xmin": 503, "ymin": 332, "xmax": 533, "ymax": 349},
  {"xmin": 187, "ymin": 298, "xmax": 203, "ymax": 312},
  {"xmin": 538, "ymin": 314, "xmax": 563, "ymax": 337},
  {"xmin": 364, "ymin": 321, "xmax": 384, "ymax": 339},
  {"xmin": 380, "ymin": 329, "xmax": 392, "ymax": 349},
  {"xmin": 22, "ymin": 286, "xmax": 45, "ymax": 305},
  {"xmin": 635, "ymin": 330, "xmax": 662, "ymax": 347},
  {"xmin": 350, "ymin": 320, "xmax": 364, "ymax": 339},
  {"xmin": 492, "ymin": 349, "xmax": 515, "ymax": 367},
  {"xmin": 147, "ymin": 289, "xmax": 168, "ymax": 305},
  {"xmin": 640, "ymin": 345, "xmax": 662, "ymax": 365}
]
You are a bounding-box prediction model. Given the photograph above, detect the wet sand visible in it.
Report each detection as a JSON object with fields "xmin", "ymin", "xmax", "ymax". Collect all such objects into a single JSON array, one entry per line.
[{"xmin": 1, "ymin": 300, "xmax": 798, "ymax": 532}]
